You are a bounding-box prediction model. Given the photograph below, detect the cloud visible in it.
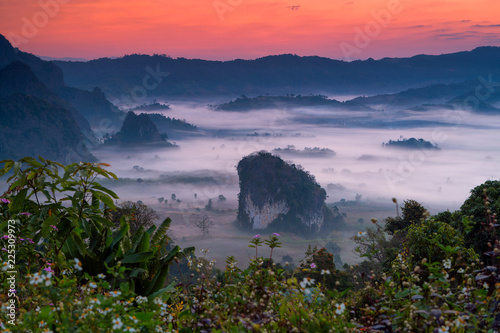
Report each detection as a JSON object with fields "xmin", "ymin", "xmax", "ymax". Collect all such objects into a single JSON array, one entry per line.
[
  {"xmin": 471, "ymin": 24, "xmax": 500, "ymax": 28},
  {"xmin": 406, "ymin": 25, "xmax": 433, "ymax": 29},
  {"xmin": 430, "ymin": 28, "xmax": 451, "ymax": 33},
  {"xmin": 432, "ymin": 32, "xmax": 478, "ymax": 40},
  {"xmin": 287, "ymin": 5, "xmax": 301, "ymax": 10}
]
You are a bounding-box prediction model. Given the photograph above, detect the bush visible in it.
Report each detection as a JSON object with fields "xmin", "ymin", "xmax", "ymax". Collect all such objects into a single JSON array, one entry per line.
[
  {"xmin": 405, "ymin": 218, "xmax": 478, "ymax": 267},
  {"xmin": 459, "ymin": 180, "xmax": 500, "ymax": 259}
]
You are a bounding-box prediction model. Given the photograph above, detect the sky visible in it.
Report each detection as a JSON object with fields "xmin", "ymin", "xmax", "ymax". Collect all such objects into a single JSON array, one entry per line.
[{"xmin": 1, "ymin": 0, "xmax": 500, "ymax": 61}]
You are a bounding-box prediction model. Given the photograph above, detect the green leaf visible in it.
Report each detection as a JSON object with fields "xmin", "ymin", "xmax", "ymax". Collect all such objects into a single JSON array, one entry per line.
[
  {"xmin": 395, "ymin": 289, "xmax": 411, "ymax": 299},
  {"xmin": 160, "ymin": 245, "xmax": 180, "ymax": 263},
  {"xmin": 10, "ymin": 188, "xmax": 28, "ymax": 213},
  {"xmin": 110, "ymin": 224, "xmax": 129, "ymax": 249},
  {"xmin": 147, "ymin": 281, "xmax": 176, "ymax": 302},
  {"xmin": 71, "ymin": 231, "xmax": 87, "ymax": 257},
  {"xmin": 0, "ymin": 220, "xmax": 8, "ymax": 233},
  {"xmin": 138, "ymin": 231, "xmax": 150, "ymax": 253},
  {"xmin": 93, "ymin": 191, "xmax": 116, "ymax": 210},
  {"xmin": 130, "ymin": 268, "xmax": 148, "ymax": 278},
  {"xmin": 92, "ymin": 184, "xmax": 119, "ymax": 199},
  {"xmin": 121, "ymin": 251, "xmax": 154, "ymax": 264},
  {"xmin": 41, "ymin": 215, "xmax": 59, "ymax": 238},
  {"xmin": 134, "ymin": 312, "xmax": 155, "ymax": 322},
  {"xmin": 151, "ymin": 217, "xmax": 171, "ymax": 246}
]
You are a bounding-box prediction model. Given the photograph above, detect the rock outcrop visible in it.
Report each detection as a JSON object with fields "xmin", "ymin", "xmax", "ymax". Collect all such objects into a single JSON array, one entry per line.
[{"xmin": 237, "ymin": 151, "xmax": 341, "ymax": 235}]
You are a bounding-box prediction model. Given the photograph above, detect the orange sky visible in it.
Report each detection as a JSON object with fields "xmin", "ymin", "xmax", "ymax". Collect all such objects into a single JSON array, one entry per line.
[{"xmin": 1, "ymin": 0, "xmax": 499, "ymax": 60}]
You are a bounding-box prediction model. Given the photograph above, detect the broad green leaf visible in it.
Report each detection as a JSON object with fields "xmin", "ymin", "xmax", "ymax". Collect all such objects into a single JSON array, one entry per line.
[
  {"xmin": 110, "ymin": 224, "xmax": 129, "ymax": 249},
  {"xmin": 121, "ymin": 251, "xmax": 154, "ymax": 264},
  {"xmin": 41, "ymin": 215, "xmax": 59, "ymax": 238}
]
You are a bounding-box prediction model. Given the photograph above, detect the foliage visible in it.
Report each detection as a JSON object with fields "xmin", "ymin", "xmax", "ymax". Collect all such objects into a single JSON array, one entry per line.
[
  {"xmin": 384, "ymin": 199, "xmax": 427, "ymax": 235},
  {"xmin": 110, "ymin": 201, "xmax": 159, "ymax": 234},
  {"xmin": 0, "ymin": 157, "xmax": 192, "ymax": 299},
  {"xmin": 405, "ymin": 218, "xmax": 478, "ymax": 266},
  {"xmin": 382, "ymin": 137, "xmax": 440, "ymax": 150},
  {"xmin": 458, "ymin": 180, "xmax": 500, "ymax": 258},
  {"xmin": 204, "ymin": 199, "xmax": 213, "ymax": 211},
  {"xmin": 2, "ymin": 157, "xmax": 500, "ymax": 331},
  {"xmin": 354, "ymin": 226, "xmax": 404, "ymax": 275}
]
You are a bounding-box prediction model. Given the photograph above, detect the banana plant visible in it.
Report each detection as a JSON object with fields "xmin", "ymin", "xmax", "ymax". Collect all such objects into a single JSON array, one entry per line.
[{"xmin": 0, "ymin": 157, "xmax": 194, "ymax": 298}]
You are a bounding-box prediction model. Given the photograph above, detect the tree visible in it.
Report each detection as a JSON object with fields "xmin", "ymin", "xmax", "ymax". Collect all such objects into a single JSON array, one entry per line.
[
  {"xmin": 218, "ymin": 195, "xmax": 226, "ymax": 202},
  {"xmin": 194, "ymin": 215, "xmax": 215, "ymax": 236},
  {"xmin": 158, "ymin": 197, "xmax": 164, "ymax": 203},
  {"xmin": 111, "ymin": 201, "xmax": 158, "ymax": 234},
  {"xmin": 354, "ymin": 226, "xmax": 403, "ymax": 274},
  {"xmin": 171, "ymin": 193, "xmax": 176, "ymax": 201},
  {"xmin": 205, "ymin": 199, "xmax": 213, "ymax": 211},
  {"xmin": 384, "ymin": 199, "xmax": 426, "ymax": 235},
  {"xmin": 457, "ymin": 180, "xmax": 500, "ymax": 259}
]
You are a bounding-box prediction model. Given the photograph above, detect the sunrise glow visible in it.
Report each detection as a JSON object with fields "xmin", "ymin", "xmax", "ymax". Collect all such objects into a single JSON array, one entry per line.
[{"xmin": 1, "ymin": 0, "xmax": 500, "ymax": 60}]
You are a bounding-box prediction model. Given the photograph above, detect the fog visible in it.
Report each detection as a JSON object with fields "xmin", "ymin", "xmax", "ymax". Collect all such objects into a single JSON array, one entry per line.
[{"xmin": 95, "ymin": 103, "xmax": 500, "ymax": 213}]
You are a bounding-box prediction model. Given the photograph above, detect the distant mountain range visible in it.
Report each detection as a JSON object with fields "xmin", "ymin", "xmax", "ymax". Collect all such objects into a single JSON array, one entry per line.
[
  {"xmin": 351, "ymin": 79, "xmax": 500, "ymax": 113},
  {"xmin": 52, "ymin": 46, "xmax": 500, "ymax": 98},
  {"xmin": 1, "ymin": 31, "xmax": 500, "ymax": 162}
]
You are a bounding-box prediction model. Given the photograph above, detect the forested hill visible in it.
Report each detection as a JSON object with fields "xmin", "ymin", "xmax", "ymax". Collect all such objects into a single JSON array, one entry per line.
[{"xmin": 53, "ymin": 47, "xmax": 500, "ymax": 97}]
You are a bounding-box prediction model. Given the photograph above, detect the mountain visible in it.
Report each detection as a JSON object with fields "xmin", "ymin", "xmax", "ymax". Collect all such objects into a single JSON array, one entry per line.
[
  {"xmin": 57, "ymin": 86, "xmax": 125, "ymax": 131},
  {"xmin": 145, "ymin": 113, "xmax": 200, "ymax": 140},
  {"xmin": 351, "ymin": 81, "xmax": 479, "ymax": 110},
  {"xmin": 350, "ymin": 77, "xmax": 500, "ymax": 113},
  {"xmin": 213, "ymin": 95, "xmax": 373, "ymax": 111},
  {"xmin": 0, "ymin": 94, "xmax": 95, "ymax": 162},
  {"xmin": 0, "ymin": 61, "xmax": 92, "ymax": 133},
  {"xmin": 0, "ymin": 34, "xmax": 125, "ymax": 129},
  {"xmin": 237, "ymin": 151, "xmax": 343, "ymax": 235},
  {"xmin": 0, "ymin": 35, "xmax": 64, "ymax": 92},
  {"xmin": 104, "ymin": 111, "xmax": 176, "ymax": 147},
  {"xmin": 52, "ymin": 47, "xmax": 500, "ymax": 98}
]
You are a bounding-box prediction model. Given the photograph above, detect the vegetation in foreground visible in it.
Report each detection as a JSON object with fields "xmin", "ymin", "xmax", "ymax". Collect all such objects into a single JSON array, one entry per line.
[{"xmin": 0, "ymin": 157, "xmax": 499, "ymax": 332}]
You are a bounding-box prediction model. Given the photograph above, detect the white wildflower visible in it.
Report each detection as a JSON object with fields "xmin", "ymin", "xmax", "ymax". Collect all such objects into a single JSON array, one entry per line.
[
  {"xmin": 442, "ymin": 259, "xmax": 452, "ymax": 269},
  {"xmin": 335, "ymin": 303, "xmax": 346, "ymax": 315},
  {"xmin": 112, "ymin": 317, "xmax": 123, "ymax": 330},
  {"xmin": 74, "ymin": 258, "xmax": 83, "ymax": 271}
]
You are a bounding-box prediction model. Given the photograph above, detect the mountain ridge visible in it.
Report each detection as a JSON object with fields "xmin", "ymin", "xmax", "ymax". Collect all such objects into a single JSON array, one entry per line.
[{"xmin": 51, "ymin": 46, "xmax": 500, "ymax": 98}]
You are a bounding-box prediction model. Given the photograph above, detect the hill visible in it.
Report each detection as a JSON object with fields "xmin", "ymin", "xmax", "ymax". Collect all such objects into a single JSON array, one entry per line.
[
  {"xmin": 0, "ymin": 34, "xmax": 125, "ymax": 129},
  {"xmin": 0, "ymin": 61, "xmax": 92, "ymax": 133},
  {"xmin": 52, "ymin": 47, "xmax": 500, "ymax": 97},
  {"xmin": 382, "ymin": 137, "xmax": 440, "ymax": 150},
  {"xmin": 237, "ymin": 151, "xmax": 343, "ymax": 235},
  {"xmin": 146, "ymin": 113, "xmax": 200, "ymax": 140},
  {"xmin": 0, "ymin": 94, "xmax": 95, "ymax": 162},
  {"xmin": 213, "ymin": 95, "xmax": 373, "ymax": 111},
  {"xmin": 103, "ymin": 111, "xmax": 177, "ymax": 147}
]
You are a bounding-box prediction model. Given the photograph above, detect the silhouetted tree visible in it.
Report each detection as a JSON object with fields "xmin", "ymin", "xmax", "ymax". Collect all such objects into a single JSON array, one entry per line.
[
  {"xmin": 194, "ymin": 214, "xmax": 214, "ymax": 236},
  {"xmin": 111, "ymin": 201, "xmax": 158, "ymax": 234}
]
